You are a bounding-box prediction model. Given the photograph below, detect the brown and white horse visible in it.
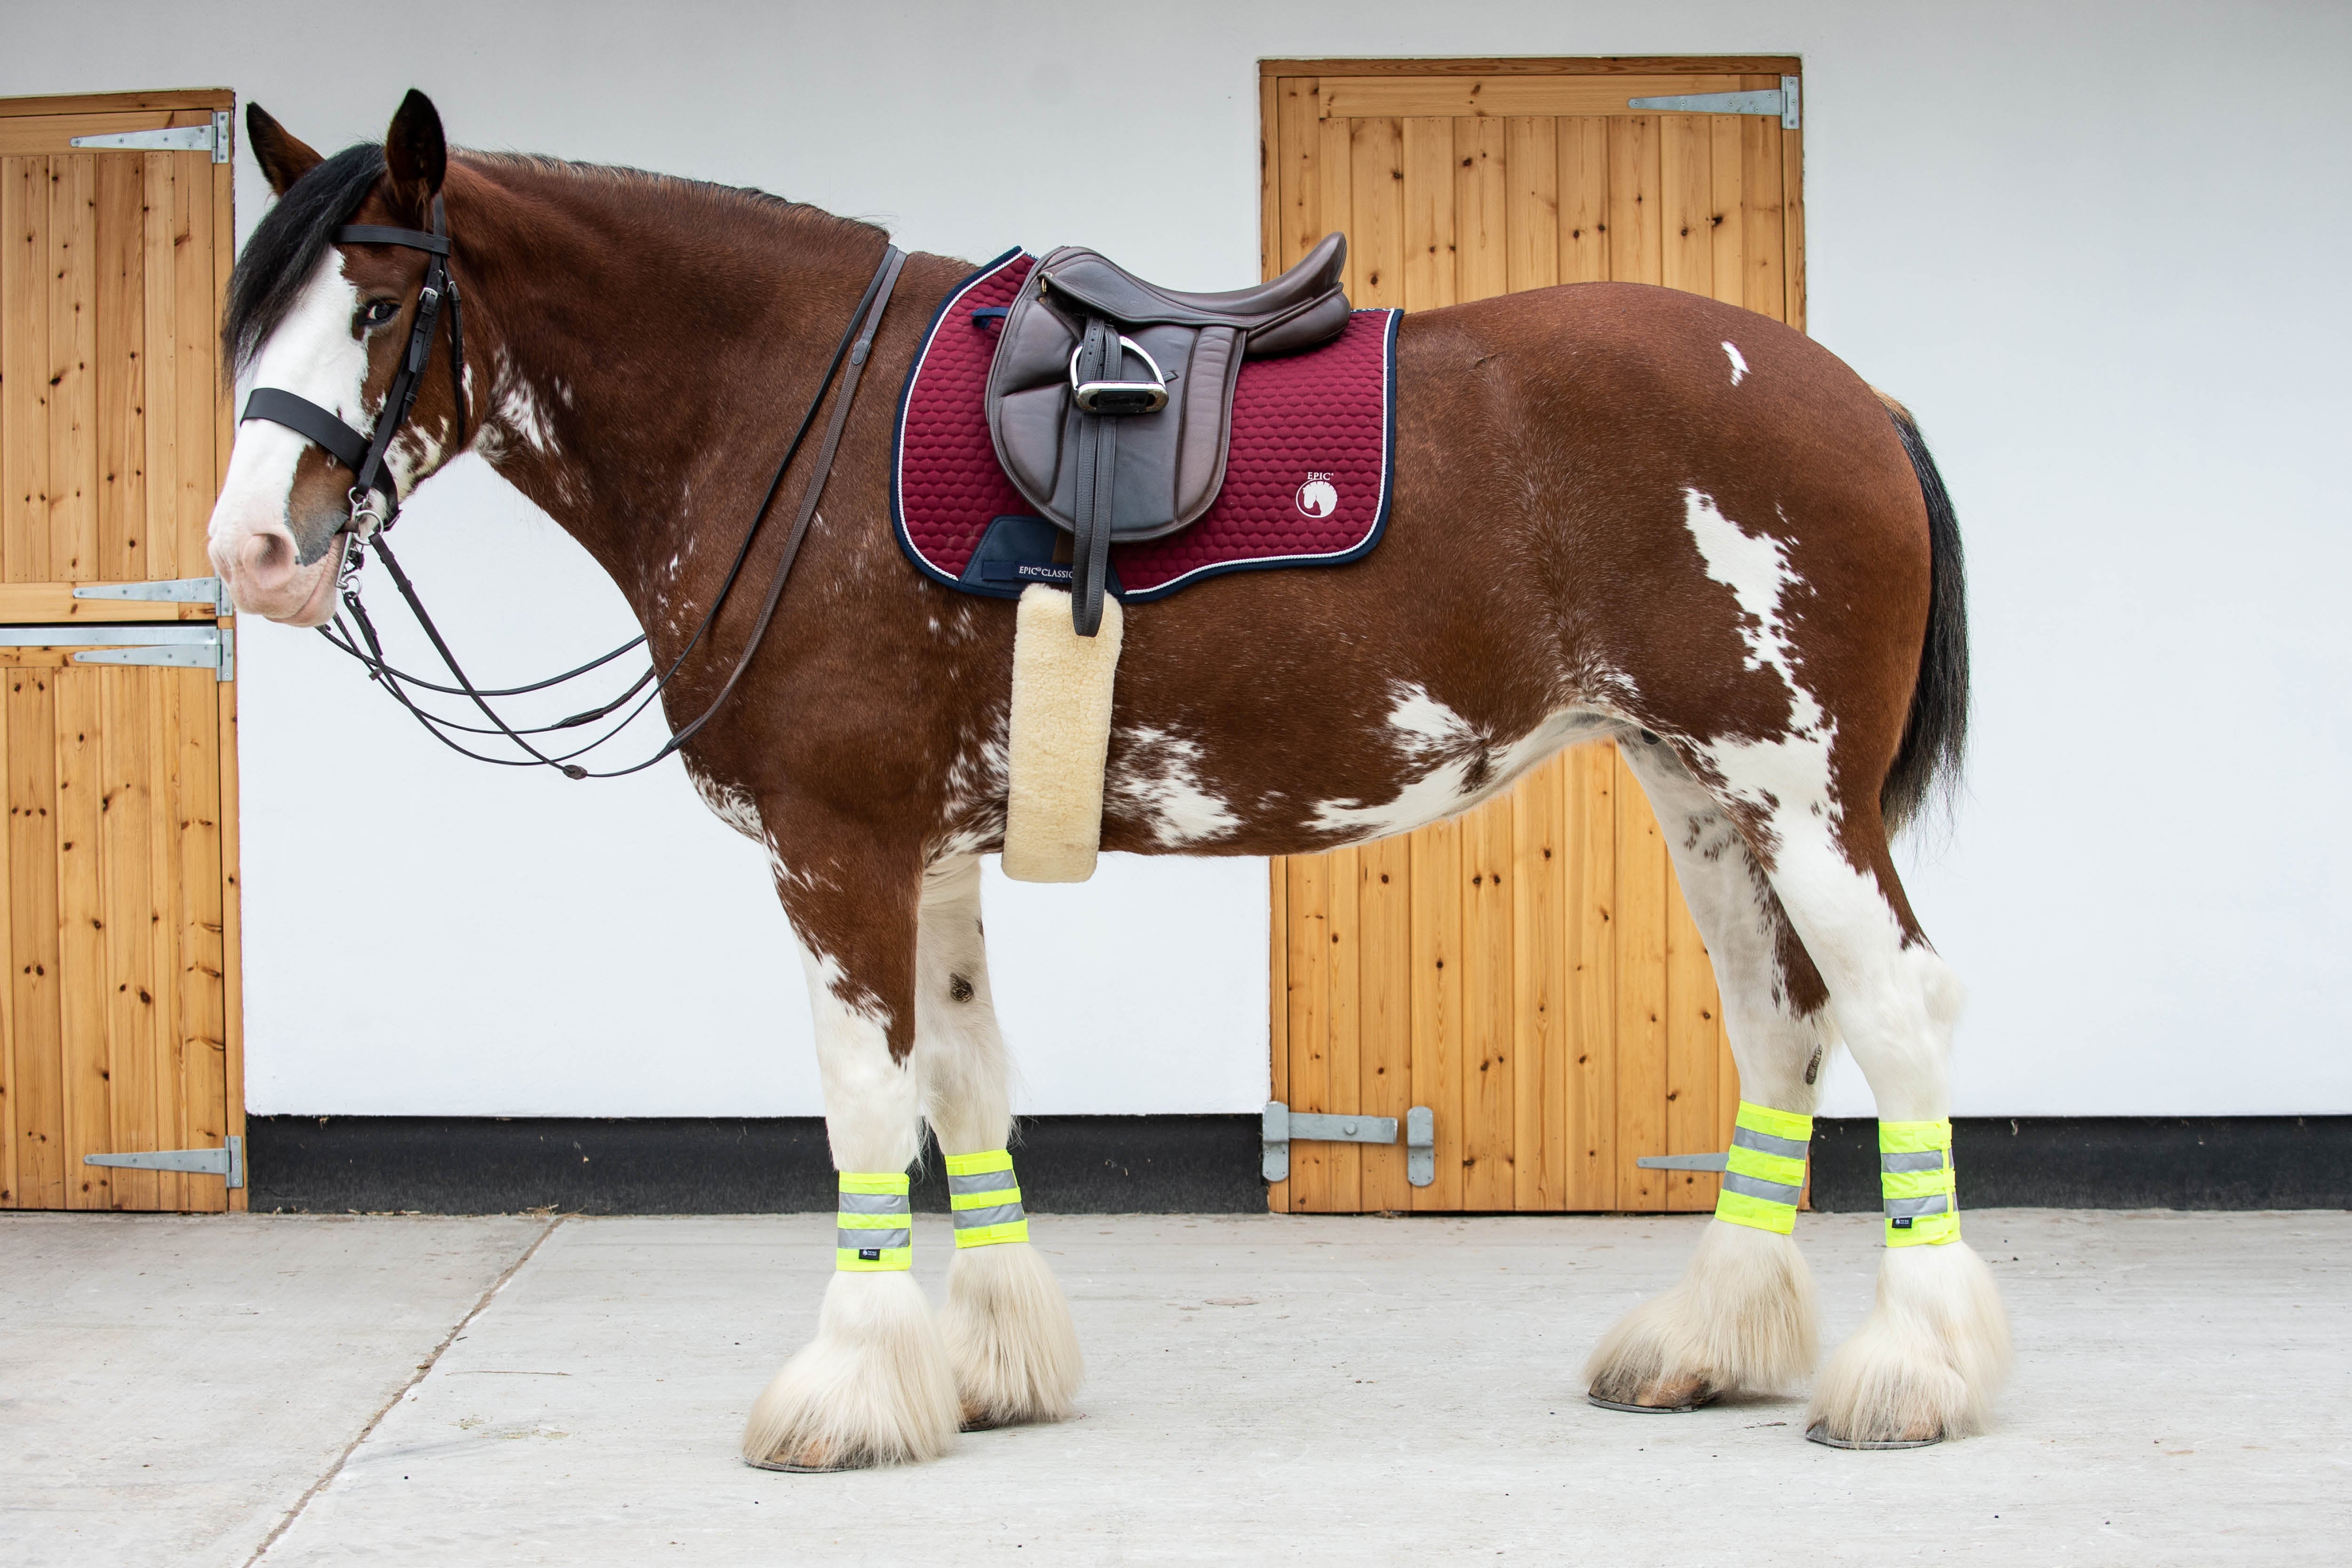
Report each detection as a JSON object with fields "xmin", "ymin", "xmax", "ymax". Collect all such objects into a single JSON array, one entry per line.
[{"xmin": 210, "ymin": 93, "xmax": 2006, "ymax": 1467}]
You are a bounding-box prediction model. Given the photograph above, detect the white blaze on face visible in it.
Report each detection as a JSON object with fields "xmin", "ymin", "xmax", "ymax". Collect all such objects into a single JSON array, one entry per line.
[{"xmin": 212, "ymin": 257, "xmax": 371, "ymax": 553}]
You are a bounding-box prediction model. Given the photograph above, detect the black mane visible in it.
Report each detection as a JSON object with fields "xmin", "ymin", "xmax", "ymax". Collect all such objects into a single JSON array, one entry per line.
[{"xmin": 223, "ymin": 143, "xmax": 386, "ymax": 378}]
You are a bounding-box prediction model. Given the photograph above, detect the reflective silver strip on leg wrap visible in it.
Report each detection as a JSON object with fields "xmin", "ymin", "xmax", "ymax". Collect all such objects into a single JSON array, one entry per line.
[
  {"xmin": 837, "ymin": 1192, "xmax": 913, "ymax": 1216},
  {"xmin": 952, "ymin": 1202, "xmax": 1025, "ymax": 1230},
  {"xmin": 836, "ymin": 1226, "xmax": 912, "ymax": 1250},
  {"xmin": 1882, "ymin": 1195, "xmax": 1952, "ymax": 1219},
  {"xmin": 1720, "ymin": 1171, "xmax": 1804, "ymax": 1206},
  {"xmin": 1732, "ymin": 1124, "xmax": 1812, "ymax": 1161},
  {"xmin": 947, "ymin": 1171, "xmax": 1010, "ymax": 1197},
  {"xmin": 1881, "ymin": 1149, "xmax": 1949, "ymax": 1173}
]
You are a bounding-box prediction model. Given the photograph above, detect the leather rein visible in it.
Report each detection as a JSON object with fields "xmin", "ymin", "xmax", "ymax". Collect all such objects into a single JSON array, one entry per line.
[{"xmin": 239, "ymin": 199, "xmax": 906, "ymax": 780}]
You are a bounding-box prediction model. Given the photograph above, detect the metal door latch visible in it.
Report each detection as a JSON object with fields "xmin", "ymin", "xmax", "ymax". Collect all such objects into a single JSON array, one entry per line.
[
  {"xmin": 85, "ymin": 1135, "xmax": 245, "ymax": 1189},
  {"xmin": 1628, "ymin": 75, "xmax": 1801, "ymax": 130},
  {"xmin": 70, "ymin": 111, "xmax": 233, "ymax": 163},
  {"xmin": 1637, "ymin": 1152, "xmax": 1729, "ymax": 1171},
  {"xmin": 1263, "ymin": 1101, "xmax": 1436, "ymax": 1188}
]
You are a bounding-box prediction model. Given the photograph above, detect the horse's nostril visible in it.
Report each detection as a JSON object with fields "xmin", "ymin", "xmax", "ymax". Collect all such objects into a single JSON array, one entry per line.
[{"xmin": 238, "ymin": 530, "xmax": 296, "ymax": 583}]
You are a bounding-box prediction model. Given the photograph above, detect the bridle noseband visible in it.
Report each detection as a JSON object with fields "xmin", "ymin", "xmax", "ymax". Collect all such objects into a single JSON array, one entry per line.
[{"xmin": 238, "ymin": 186, "xmax": 906, "ymax": 780}]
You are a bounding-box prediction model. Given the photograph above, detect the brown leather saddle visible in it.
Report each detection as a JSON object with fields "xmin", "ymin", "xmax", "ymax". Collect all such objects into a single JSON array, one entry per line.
[{"xmin": 984, "ymin": 232, "xmax": 1351, "ymax": 634}]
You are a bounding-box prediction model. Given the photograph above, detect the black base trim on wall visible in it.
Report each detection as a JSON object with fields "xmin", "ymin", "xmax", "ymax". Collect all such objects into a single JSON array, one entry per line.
[
  {"xmin": 246, "ymin": 1114, "xmax": 1263, "ymax": 1215},
  {"xmin": 1808, "ymin": 1117, "xmax": 2352, "ymax": 1212},
  {"xmin": 244, "ymin": 1114, "xmax": 2352, "ymax": 1217}
]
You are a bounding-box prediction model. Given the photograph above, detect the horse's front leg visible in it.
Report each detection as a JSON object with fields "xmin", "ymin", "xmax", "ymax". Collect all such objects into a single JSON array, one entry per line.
[
  {"xmin": 912, "ymin": 855, "xmax": 1084, "ymax": 1429},
  {"xmin": 739, "ymin": 819, "xmax": 959, "ymax": 1471}
]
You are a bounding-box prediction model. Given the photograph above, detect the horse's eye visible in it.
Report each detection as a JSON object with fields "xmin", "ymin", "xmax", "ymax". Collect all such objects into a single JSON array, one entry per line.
[{"xmin": 360, "ymin": 299, "xmax": 400, "ymax": 329}]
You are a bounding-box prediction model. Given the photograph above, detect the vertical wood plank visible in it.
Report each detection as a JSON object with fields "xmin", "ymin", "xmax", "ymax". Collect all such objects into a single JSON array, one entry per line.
[
  {"xmin": 1267, "ymin": 858, "xmax": 1288, "ymax": 1212},
  {"xmin": 99, "ymin": 664, "xmax": 159, "ymax": 1207},
  {"xmin": 1658, "ymin": 115, "xmax": 1712, "ymax": 300},
  {"xmin": 1285, "ymin": 853, "xmax": 1332, "ymax": 1210},
  {"xmin": 1781, "ymin": 123, "xmax": 1806, "ymax": 332},
  {"xmin": 1348, "ymin": 118, "xmax": 1404, "ymax": 309},
  {"xmin": 1261, "ymin": 74, "xmax": 1286, "ymax": 280},
  {"xmin": 1663, "ymin": 874, "xmax": 1718, "ymax": 1211},
  {"xmin": 1275, "ymin": 77, "xmax": 1319, "ymax": 274},
  {"xmin": 213, "ymin": 648, "xmax": 242, "ymax": 1211},
  {"xmin": 1708, "ymin": 116, "xmax": 1746, "ymax": 309},
  {"xmin": 152, "ymin": 666, "xmax": 191, "ymax": 1208},
  {"xmin": 1740, "ymin": 110, "xmax": 1787, "ymax": 323},
  {"xmin": 1357, "ymin": 832, "xmax": 1414, "ymax": 1211},
  {"xmin": 1503, "ymin": 117, "xmax": 1557, "ymax": 294},
  {"xmin": 95, "ymin": 153, "xmax": 145, "ymax": 583},
  {"xmin": 0, "ymin": 684, "xmax": 14, "ymax": 1204},
  {"xmin": 1613, "ymin": 748, "xmax": 1669, "ymax": 1210},
  {"xmin": 1398, "ymin": 117, "xmax": 1457, "ymax": 312},
  {"xmin": 1408, "ymin": 817, "xmax": 1463, "ymax": 1210},
  {"xmin": 4, "ymin": 156, "xmax": 53, "ymax": 583},
  {"xmin": 1564, "ymin": 743, "xmax": 1617, "ymax": 1207},
  {"xmin": 141, "ymin": 151, "xmax": 180, "ymax": 584},
  {"xmin": 1605, "ymin": 117, "xmax": 1659, "ymax": 286},
  {"xmin": 1461, "ymin": 800, "xmax": 1515, "ymax": 1208},
  {"xmin": 166, "ymin": 151, "xmax": 213, "ymax": 579},
  {"xmin": 1453, "ymin": 116, "xmax": 1509, "ymax": 304},
  {"xmin": 1512, "ymin": 755, "xmax": 1568, "ymax": 1209},
  {"xmin": 48, "ymin": 154, "xmax": 99, "ymax": 581},
  {"xmin": 1558, "ymin": 119, "xmax": 1610, "ymax": 285},
  {"xmin": 54, "ymin": 666, "xmax": 108, "ymax": 1209},
  {"xmin": 1324, "ymin": 844, "xmax": 1363, "ymax": 1210},
  {"xmin": 8, "ymin": 668, "xmax": 62, "ymax": 1204}
]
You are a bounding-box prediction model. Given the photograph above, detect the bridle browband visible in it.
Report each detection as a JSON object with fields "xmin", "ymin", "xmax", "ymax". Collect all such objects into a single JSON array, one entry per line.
[{"xmin": 239, "ymin": 189, "xmax": 906, "ymax": 780}]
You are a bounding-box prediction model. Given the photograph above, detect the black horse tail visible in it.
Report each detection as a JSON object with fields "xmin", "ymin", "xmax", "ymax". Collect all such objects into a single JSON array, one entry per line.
[{"xmin": 1877, "ymin": 395, "xmax": 1969, "ymax": 835}]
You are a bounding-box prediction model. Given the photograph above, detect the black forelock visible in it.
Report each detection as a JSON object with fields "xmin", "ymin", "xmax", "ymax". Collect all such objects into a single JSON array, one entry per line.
[{"xmin": 223, "ymin": 143, "xmax": 387, "ymax": 378}]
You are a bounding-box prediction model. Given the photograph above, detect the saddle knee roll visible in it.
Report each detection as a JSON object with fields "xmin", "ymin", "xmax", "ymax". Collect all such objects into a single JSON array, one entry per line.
[{"xmin": 1002, "ymin": 584, "xmax": 1124, "ymax": 883}]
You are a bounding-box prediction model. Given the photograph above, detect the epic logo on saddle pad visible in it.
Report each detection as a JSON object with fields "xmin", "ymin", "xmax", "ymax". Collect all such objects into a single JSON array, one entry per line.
[{"xmin": 891, "ymin": 249, "xmax": 1399, "ymax": 603}]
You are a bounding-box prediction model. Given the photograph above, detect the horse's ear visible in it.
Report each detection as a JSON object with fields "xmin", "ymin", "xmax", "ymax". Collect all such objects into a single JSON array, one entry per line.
[
  {"xmin": 246, "ymin": 104, "xmax": 323, "ymax": 197},
  {"xmin": 383, "ymin": 89, "xmax": 447, "ymax": 224}
]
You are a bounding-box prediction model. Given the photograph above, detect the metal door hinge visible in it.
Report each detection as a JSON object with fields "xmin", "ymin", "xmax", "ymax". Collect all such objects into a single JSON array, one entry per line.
[
  {"xmin": 1628, "ymin": 75, "xmax": 1799, "ymax": 130},
  {"xmin": 73, "ymin": 575, "xmax": 230, "ymax": 613},
  {"xmin": 71, "ymin": 110, "xmax": 233, "ymax": 163},
  {"xmin": 1637, "ymin": 1152, "xmax": 1729, "ymax": 1171},
  {"xmin": 1263, "ymin": 1101, "xmax": 1436, "ymax": 1188},
  {"xmin": 85, "ymin": 1134, "xmax": 245, "ymax": 1188},
  {"xmin": 0, "ymin": 623, "xmax": 234, "ymax": 681}
]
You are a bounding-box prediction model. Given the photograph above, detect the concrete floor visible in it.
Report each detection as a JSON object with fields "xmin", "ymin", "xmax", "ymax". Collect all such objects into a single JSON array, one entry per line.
[{"xmin": 2, "ymin": 1210, "xmax": 2345, "ymax": 1566}]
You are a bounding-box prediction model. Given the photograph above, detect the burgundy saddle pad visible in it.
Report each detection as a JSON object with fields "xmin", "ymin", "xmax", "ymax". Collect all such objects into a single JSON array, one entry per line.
[{"xmin": 891, "ymin": 248, "xmax": 1398, "ymax": 603}]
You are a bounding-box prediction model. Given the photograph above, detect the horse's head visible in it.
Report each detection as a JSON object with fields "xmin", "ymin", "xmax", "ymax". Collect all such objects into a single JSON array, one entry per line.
[{"xmin": 210, "ymin": 91, "xmax": 472, "ymax": 625}]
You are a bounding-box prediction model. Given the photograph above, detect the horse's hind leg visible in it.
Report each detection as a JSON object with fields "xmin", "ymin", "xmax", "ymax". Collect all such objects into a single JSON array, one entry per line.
[
  {"xmin": 1584, "ymin": 738, "xmax": 1830, "ymax": 1410},
  {"xmin": 910, "ymin": 855, "xmax": 1084, "ymax": 1429},
  {"xmin": 1760, "ymin": 801, "xmax": 2011, "ymax": 1446},
  {"xmin": 739, "ymin": 821, "xmax": 959, "ymax": 1471}
]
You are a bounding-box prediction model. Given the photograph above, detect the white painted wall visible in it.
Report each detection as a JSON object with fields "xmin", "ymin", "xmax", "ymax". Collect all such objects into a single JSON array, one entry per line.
[{"xmin": 9, "ymin": 1, "xmax": 2346, "ymax": 1118}]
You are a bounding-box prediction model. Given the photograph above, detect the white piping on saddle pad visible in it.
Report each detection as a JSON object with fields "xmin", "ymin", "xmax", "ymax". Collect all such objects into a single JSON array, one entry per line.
[{"xmin": 1001, "ymin": 585, "xmax": 1125, "ymax": 882}]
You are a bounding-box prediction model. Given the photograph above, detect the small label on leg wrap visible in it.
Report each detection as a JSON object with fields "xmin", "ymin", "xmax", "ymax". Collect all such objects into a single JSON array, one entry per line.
[
  {"xmin": 836, "ymin": 1171, "xmax": 913, "ymax": 1271},
  {"xmin": 1880, "ymin": 1119, "xmax": 1959, "ymax": 1246},
  {"xmin": 945, "ymin": 1149, "xmax": 1029, "ymax": 1249},
  {"xmin": 1715, "ymin": 1101, "xmax": 1812, "ymax": 1234}
]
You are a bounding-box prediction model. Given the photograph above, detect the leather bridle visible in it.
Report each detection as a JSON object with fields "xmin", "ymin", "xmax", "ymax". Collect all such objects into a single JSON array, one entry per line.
[{"xmin": 239, "ymin": 191, "xmax": 906, "ymax": 780}]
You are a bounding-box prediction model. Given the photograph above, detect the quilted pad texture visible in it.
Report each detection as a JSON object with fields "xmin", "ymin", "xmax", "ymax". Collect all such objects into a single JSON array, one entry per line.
[{"xmin": 891, "ymin": 250, "xmax": 1398, "ymax": 600}]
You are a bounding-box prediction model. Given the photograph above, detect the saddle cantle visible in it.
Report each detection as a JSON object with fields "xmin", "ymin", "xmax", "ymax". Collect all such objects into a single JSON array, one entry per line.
[{"xmin": 984, "ymin": 233, "xmax": 1350, "ymax": 634}]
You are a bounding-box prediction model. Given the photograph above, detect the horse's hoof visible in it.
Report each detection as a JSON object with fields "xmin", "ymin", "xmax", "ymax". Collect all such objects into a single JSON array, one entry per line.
[
  {"xmin": 958, "ymin": 1412, "xmax": 1008, "ymax": 1433},
  {"xmin": 746, "ymin": 1455, "xmax": 858, "ymax": 1472},
  {"xmin": 1805, "ymin": 1422, "xmax": 1941, "ymax": 1450},
  {"xmin": 1586, "ymin": 1369, "xmax": 1717, "ymax": 1414}
]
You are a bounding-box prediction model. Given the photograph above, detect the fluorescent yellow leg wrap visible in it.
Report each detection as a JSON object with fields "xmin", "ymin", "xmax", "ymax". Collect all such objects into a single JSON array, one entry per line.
[
  {"xmin": 835, "ymin": 1170, "xmax": 913, "ymax": 1271},
  {"xmin": 1880, "ymin": 1118, "xmax": 1960, "ymax": 1246},
  {"xmin": 945, "ymin": 1148, "xmax": 1029, "ymax": 1249},
  {"xmin": 1714, "ymin": 1101, "xmax": 1812, "ymax": 1234}
]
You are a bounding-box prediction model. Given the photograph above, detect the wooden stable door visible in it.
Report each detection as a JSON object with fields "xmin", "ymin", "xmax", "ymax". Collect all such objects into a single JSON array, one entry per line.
[
  {"xmin": 0, "ymin": 91, "xmax": 245, "ymax": 1211},
  {"xmin": 1261, "ymin": 59, "xmax": 1805, "ymax": 1213}
]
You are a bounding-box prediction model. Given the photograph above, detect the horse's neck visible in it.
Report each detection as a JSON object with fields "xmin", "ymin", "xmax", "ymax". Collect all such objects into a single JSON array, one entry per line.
[{"xmin": 453, "ymin": 161, "xmax": 882, "ymax": 608}]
